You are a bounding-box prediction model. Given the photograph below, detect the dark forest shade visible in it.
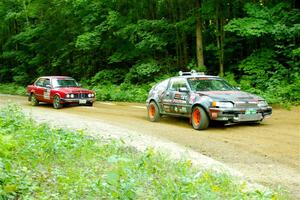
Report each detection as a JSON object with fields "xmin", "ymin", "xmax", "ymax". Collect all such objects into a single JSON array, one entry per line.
[{"xmin": 0, "ymin": 0, "xmax": 299, "ymax": 104}]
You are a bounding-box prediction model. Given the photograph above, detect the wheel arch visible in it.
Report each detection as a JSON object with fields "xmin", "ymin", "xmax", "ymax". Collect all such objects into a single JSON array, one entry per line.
[
  {"xmin": 52, "ymin": 93, "xmax": 63, "ymax": 102},
  {"xmin": 191, "ymin": 103, "xmax": 210, "ymax": 119},
  {"xmin": 148, "ymin": 99, "xmax": 161, "ymax": 113}
]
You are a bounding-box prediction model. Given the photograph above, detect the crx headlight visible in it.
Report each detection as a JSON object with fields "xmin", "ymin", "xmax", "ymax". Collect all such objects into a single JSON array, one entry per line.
[
  {"xmin": 212, "ymin": 101, "xmax": 234, "ymax": 108},
  {"xmin": 258, "ymin": 100, "xmax": 268, "ymax": 107}
]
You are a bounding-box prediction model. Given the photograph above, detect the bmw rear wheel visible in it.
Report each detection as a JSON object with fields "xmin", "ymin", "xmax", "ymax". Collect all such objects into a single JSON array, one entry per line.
[
  {"xmin": 53, "ymin": 95, "xmax": 63, "ymax": 109},
  {"xmin": 191, "ymin": 106, "xmax": 209, "ymax": 130},
  {"xmin": 31, "ymin": 94, "xmax": 39, "ymax": 106},
  {"xmin": 147, "ymin": 101, "xmax": 161, "ymax": 122}
]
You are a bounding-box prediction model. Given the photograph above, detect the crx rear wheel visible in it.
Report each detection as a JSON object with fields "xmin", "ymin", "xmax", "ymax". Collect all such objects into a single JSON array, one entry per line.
[
  {"xmin": 53, "ymin": 95, "xmax": 63, "ymax": 109},
  {"xmin": 147, "ymin": 101, "xmax": 161, "ymax": 122},
  {"xmin": 191, "ymin": 106, "xmax": 209, "ymax": 130}
]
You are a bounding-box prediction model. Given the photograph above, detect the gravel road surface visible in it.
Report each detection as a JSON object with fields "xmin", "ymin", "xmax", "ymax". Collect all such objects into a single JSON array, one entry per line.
[{"xmin": 1, "ymin": 94, "xmax": 299, "ymax": 198}]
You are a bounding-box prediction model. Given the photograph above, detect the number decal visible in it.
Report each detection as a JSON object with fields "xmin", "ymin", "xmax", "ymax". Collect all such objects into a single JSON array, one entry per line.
[{"xmin": 44, "ymin": 89, "xmax": 50, "ymax": 100}]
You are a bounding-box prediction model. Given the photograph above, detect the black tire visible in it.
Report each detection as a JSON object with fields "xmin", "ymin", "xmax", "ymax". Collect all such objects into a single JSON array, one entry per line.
[
  {"xmin": 53, "ymin": 95, "xmax": 63, "ymax": 109},
  {"xmin": 31, "ymin": 94, "xmax": 39, "ymax": 106},
  {"xmin": 191, "ymin": 106, "xmax": 209, "ymax": 130},
  {"xmin": 147, "ymin": 101, "xmax": 161, "ymax": 122},
  {"xmin": 86, "ymin": 102, "xmax": 93, "ymax": 106}
]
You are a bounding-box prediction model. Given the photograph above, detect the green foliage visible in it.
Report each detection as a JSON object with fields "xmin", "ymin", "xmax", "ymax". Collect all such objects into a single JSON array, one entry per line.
[
  {"xmin": 92, "ymin": 83, "xmax": 150, "ymax": 102},
  {"xmin": 91, "ymin": 69, "xmax": 127, "ymax": 85},
  {"xmin": 224, "ymin": 2, "xmax": 300, "ymax": 106},
  {"xmin": 0, "ymin": 0, "xmax": 299, "ymax": 105},
  {"xmin": 0, "ymin": 83, "xmax": 26, "ymax": 96},
  {"xmin": 225, "ymin": 3, "xmax": 299, "ymax": 39},
  {"xmin": 0, "ymin": 104, "xmax": 288, "ymax": 199},
  {"xmin": 125, "ymin": 60, "xmax": 161, "ymax": 84}
]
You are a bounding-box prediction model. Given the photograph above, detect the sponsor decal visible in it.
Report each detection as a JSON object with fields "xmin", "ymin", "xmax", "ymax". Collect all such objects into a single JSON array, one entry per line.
[
  {"xmin": 173, "ymin": 99, "xmax": 186, "ymax": 104},
  {"xmin": 163, "ymin": 105, "xmax": 170, "ymax": 112},
  {"xmin": 173, "ymin": 106, "xmax": 187, "ymax": 113},
  {"xmin": 181, "ymin": 107, "xmax": 187, "ymax": 113},
  {"xmin": 163, "ymin": 99, "xmax": 172, "ymax": 103},
  {"xmin": 174, "ymin": 93, "xmax": 181, "ymax": 99},
  {"xmin": 44, "ymin": 89, "xmax": 50, "ymax": 100},
  {"xmin": 174, "ymin": 106, "xmax": 178, "ymax": 112},
  {"xmin": 189, "ymin": 93, "xmax": 196, "ymax": 103}
]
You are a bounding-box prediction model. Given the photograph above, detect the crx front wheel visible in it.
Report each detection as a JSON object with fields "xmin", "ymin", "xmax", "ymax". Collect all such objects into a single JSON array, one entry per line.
[
  {"xmin": 191, "ymin": 106, "xmax": 209, "ymax": 130},
  {"xmin": 147, "ymin": 102, "xmax": 161, "ymax": 122}
]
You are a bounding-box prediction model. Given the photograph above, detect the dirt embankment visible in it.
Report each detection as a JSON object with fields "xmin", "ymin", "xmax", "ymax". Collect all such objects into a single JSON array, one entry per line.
[{"xmin": 1, "ymin": 94, "xmax": 300, "ymax": 198}]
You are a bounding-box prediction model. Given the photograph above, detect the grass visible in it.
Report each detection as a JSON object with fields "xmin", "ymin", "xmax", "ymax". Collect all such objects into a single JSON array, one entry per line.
[
  {"xmin": 0, "ymin": 104, "xmax": 288, "ymax": 199},
  {"xmin": 0, "ymin": 83, "xmax": 26, "ymax": 96}
]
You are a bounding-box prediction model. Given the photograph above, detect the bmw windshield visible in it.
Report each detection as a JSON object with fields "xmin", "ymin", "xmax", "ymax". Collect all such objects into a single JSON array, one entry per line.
[
  {"xmin": 52, "ymin": 79, "xmax": 79, "ymax": 88},
  {"xmin": 187, "ymin": 78, "xmax": 236, "ymax": 91}
]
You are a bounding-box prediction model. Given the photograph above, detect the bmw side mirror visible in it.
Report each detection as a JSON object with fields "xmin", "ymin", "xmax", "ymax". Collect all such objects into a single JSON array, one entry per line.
[
  {"xmin": 179, "ymin": 87, "xmax": 189, "ymax": 93},
  {"xmin": 78, "ymin": 83, "xmax": 82, "ymax": 87}
]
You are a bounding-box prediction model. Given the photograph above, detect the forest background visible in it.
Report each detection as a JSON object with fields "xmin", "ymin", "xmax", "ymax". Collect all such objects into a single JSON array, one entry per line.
[{"xmin": 0, "ymin": 0, "xmax": 299, "ymax": 105}]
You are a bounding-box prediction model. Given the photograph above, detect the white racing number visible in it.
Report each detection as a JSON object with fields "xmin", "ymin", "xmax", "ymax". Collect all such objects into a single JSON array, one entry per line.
[{"xmin": 44, "ymin": 88, "xmax": 50, "ymax": 100}]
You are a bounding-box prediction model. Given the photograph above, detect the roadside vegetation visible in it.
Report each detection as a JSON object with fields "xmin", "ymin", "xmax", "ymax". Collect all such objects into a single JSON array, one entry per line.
[
  {"xmin": 0, "ymin": 83, "xmax": 26, "ymax": 96},
  {"xmin": 0, "ymin": 104, "xmax": 288, "ymax": 199}
]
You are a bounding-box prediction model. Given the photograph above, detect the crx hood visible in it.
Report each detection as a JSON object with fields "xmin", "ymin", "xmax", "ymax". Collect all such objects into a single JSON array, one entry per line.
[{"xmin": 197, "ymin": 90, "xmax": 264, "ymax": 102}]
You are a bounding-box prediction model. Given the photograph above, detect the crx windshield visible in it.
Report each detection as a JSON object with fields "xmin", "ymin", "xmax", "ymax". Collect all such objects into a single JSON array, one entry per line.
[
  {"xmin": 188, "ymin": 78, "xmax": 236, "ymax": 91},
  {"xmin": 52, "ymin": 79, "xmax": 79, "ymax": 88}
]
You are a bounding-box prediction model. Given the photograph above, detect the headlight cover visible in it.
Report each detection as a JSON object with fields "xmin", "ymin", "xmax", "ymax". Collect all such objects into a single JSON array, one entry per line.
[
  {"xmin": 212, "ymin": 101, "xmax": 234, "ymax": 108},
  {"xmin": 258, "ymin": 100, "xmax": 268, "ymax": 107}
]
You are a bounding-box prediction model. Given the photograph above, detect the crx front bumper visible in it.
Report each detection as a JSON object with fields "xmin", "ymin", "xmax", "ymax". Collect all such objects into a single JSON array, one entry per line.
[{"xmin": 209, "ymin": 106, "xmax": 272, "ymax": 122}]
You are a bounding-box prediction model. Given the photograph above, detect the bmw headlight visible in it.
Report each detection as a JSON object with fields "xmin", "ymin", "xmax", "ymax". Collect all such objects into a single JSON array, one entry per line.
[
  {"xmin": 70, "ymin": 94, "xmax": 74, "ymax": 98},
  {"xmin": 212, "ymin": 101, "xmax": 234, "ymax": 108},
  {"xmin": 66, "ymin": 94, "xmax": 70, "ymax": 98},
  {"xmin": 88, "ymin": 93, "xmax": 92, "ymax": 98},
  {"xmin": 258, "ymin": 100, "xmax": 268, "ymax": 107}
]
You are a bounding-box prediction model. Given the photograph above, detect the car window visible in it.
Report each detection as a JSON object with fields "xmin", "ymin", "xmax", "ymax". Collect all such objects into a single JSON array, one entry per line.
[
  {"xmin": 187, "ymin": 78, "xmax": 235, "ymax": 91},
  {"xmin": 35, "ymin": 78, "xmax": 45, "ymax": 87},
  {"xmin": 169, "ymin": 78, "xmax": 188, "ymax": 91},
  {"xmin": 52, "ymin": 79, "xmax": 78, "ymax": 88},
  {"xmin": 155, "ymin": 79, "xmax": 169, "ymax": 91},
  {"xmin": 44, "ymin": 79, "xmax": 50, "ymax": 87}
]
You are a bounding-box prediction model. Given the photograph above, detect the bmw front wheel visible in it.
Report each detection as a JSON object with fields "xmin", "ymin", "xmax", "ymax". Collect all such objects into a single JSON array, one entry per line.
[{"xmin": 53, "ymin": 95, "xmax": 63, "ymax": 109}]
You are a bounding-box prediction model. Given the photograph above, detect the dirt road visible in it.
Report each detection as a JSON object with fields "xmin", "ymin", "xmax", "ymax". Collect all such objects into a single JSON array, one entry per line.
[{"xmin": 1, "ymin": 94, "xmax": 300, "ymax": 198}]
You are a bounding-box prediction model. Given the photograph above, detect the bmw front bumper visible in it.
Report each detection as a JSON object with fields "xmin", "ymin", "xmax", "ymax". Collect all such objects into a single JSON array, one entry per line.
[{"xmin": 60, "ymin": 98, "xmax": 95, "ymax": 104}]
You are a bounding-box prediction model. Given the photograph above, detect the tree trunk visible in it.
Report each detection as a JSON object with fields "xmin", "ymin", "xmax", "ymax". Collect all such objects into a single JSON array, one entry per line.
[
  {"xmin": 216, "ymin": 4, "xmax": 225, "ymax": 76},
  {"xmin": 195, "ymin": 0, "xmax": 204, "ymax": 68}
]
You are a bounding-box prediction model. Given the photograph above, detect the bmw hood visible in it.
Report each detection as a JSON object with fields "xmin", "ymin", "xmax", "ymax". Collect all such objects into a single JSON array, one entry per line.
[
  {"xmin": 197, "ymin": 90, "xmax": 264, "ymax": 102},
  {"xmin": 57, "ymin": 87, "xmax": 93, "ymax": 93}
]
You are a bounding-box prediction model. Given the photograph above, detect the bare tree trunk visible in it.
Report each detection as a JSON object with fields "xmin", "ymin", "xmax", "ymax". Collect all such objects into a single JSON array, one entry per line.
[
  {"xmin": 216, "ymin": 4, "xmax": 225, "ymax": 76},
  {"xmin": 195, "ymin": 0, "xmax": 204, "ymax": 68}
]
